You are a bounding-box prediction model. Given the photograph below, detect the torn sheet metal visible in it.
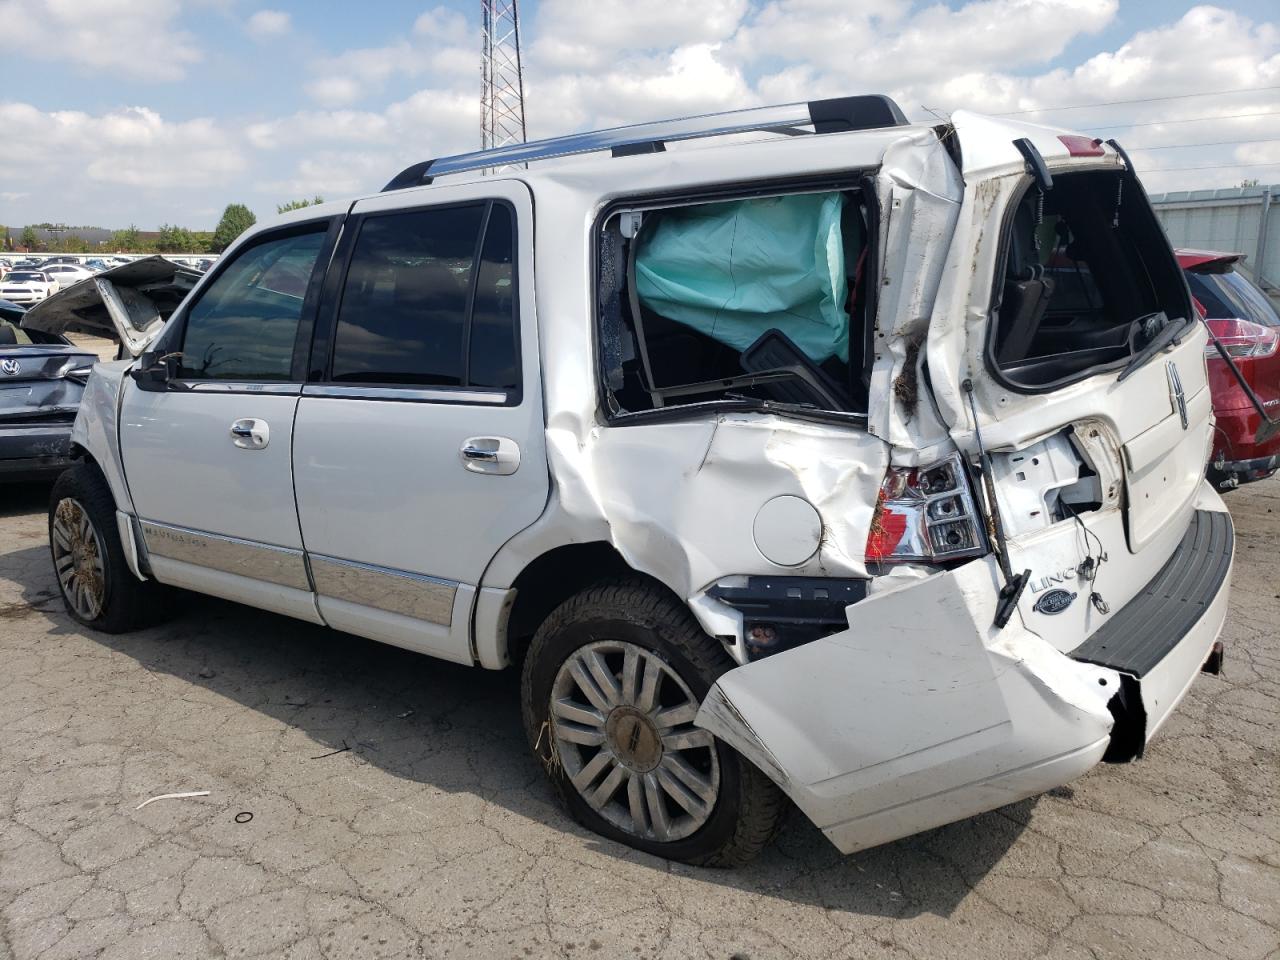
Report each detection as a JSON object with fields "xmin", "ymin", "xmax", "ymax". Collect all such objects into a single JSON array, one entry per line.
[
  {"xmin": 553, "ymin": 413, "xmax": 887, "ymax": 620},
  {"xmin": 22, "ymin": 256, "xmax": 200, "ymax": 357},
  {"xmin": 695, "ymin": 556, "xmax": 1117, "ymax": 854},
  {"xmin": 865, "ymin": 129, "xmax": 964, "ymax": 456}
]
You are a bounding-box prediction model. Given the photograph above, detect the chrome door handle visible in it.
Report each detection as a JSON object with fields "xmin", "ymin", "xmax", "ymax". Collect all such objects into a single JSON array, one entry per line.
[
  {"xmin": 460, "ymin": 437, "xmax": 520, "ymax": 475},
  {"xmin": 230, "ymin": 418, "xmax": 270, "ymax": 449}
]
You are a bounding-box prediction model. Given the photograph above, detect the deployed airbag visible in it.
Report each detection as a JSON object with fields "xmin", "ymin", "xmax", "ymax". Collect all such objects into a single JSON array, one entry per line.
[{"xmin": 635, "ymin": 192, "xmax": 850, "ymax": 363}]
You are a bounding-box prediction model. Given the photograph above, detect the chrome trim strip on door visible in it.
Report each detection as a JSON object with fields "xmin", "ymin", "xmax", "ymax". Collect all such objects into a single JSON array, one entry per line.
[
  {"xmin": 139, "ymin": 521, "xmax": 311, "ymax": 591},
  {"xmin": 301, "ymin": 384, "xmax": 507, "ymax": 404},
  {"xmin": 308, "ymin": 554, "xmax": 457, "ymax": 625},
  {"xmin": 180, "ymin": 382, "xmax": 302, "ymax": 395}
]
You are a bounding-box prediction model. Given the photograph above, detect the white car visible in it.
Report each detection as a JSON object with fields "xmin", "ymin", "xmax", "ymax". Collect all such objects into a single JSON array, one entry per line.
[
  {"xmin": 41, "ymin": 263, "xmax": 94, "ymax": 290},
  {"xmin": 40, "ymin": 96, "xmax": 1233, "ymax": 866},
  {"xmin": 0, "ymin": 270, "xmax": 59, "ymax": 304}
]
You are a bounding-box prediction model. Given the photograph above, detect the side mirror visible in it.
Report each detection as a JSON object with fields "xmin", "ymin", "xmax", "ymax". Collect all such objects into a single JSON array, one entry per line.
[{"xmin": 129, "ymin": 353, "xmax": 178, "ymax": 391}]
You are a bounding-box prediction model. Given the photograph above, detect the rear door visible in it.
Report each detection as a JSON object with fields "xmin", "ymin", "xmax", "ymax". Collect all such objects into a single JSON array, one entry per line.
[{"xmin": 292, "ymin": 180, "xmax": 547, "ymax": 664}]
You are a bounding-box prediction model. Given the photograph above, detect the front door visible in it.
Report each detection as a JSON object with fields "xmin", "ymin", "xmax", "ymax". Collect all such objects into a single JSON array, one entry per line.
[
  {"xmin": 292, "ymin": 180, "xmax": 547, "ymax": 663},
  {"xmin": 120, "ymin": 219, "xmax": 338, "ymax": 622}
]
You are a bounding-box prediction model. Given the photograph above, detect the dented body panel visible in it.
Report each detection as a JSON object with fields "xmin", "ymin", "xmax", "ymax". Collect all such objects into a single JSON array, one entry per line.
[{"xmin": 697, "ymin": 486, "xmax": 1231, "ymax": 853}]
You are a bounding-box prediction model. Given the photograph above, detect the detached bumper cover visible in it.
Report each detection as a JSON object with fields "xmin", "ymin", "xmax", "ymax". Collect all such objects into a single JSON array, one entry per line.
[{"xmin": 696, "ymin": 504, "xmax": 1233, "ymax": 855}]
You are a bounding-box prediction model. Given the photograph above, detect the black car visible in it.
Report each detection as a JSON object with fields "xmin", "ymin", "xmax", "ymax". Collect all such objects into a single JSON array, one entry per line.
[{"xmin": 0, "ymin": 302, "xmax": 98, "ymax": 480}]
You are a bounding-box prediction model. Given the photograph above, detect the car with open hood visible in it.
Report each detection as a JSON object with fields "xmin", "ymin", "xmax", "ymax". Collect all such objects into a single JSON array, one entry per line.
[
  {"xmin": 1176, "ymin": 249, "xmax": 1280, "ymax": 488},
  {"xmin": 46, "ymin": 96, "xmax": 1234, "ymax": 866}
]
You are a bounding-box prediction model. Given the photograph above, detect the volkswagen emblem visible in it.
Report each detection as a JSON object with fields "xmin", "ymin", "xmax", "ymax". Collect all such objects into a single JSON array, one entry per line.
[
  {"xmin": 1033, "ymin": 589, "xmax": 1077, "ymax": 615},
  {"xmin": 0, "ymin": 358, "xmax": 20, "ymax": 376}
]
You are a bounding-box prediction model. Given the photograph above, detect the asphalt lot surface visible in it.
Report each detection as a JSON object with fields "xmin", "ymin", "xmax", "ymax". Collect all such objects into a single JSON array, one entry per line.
[{"xmin": 1, "ymin": 477, "xmax": 1277, "ymax": 960}]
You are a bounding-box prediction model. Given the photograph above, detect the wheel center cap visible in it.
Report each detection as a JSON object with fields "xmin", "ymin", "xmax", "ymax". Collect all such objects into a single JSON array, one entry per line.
[{"xmin": 605, "ymin": 706, "xmax": 663, "ymax": 773}]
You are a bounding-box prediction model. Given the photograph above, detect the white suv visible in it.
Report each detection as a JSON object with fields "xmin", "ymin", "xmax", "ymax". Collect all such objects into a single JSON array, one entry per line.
[{"xmin": 42, "ymin": 96, "xmax": 1233, "ymax": 866}]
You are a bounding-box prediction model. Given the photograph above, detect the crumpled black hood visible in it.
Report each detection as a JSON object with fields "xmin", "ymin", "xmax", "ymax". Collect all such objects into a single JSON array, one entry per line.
[{"xmin": 21, "ymin": 256, "xmax": 202, "ymax": 357}]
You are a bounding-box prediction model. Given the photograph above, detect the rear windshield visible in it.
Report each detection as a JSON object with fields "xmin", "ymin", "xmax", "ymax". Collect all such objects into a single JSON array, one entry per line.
[
  {"xmin": 597, "ymin": 186, "xmax": 872, "ymax": 418},
  {"xmin": 989, "ymin": 169, "xmax": 1191, "ymax": 390},
  {"xmin": 1186, "ymin": 269, "xmax": 1280, "ymax": 327},
  {"xmin": 6, "ymin": 273, "xmax": 43, "ymax": 282}
]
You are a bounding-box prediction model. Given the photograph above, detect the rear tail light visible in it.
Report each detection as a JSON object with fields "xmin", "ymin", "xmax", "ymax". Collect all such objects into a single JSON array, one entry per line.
[
  {"xmin": 1205, "ymin": 318, "xmax": 1279, "ymax": 359},
  {"xmin": 865, "ymin": 452, "xmax": 988, "ymax": 564}
]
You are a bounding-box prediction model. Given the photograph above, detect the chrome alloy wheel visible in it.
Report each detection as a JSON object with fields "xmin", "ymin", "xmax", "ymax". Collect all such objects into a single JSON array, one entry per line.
[
  {"xmin": 550, "ymin": 640, "xmax": 720, "ymax": 842},
  {"xmin": 51, "ymin": 498, "xmax": 105, "ymax": 620}
]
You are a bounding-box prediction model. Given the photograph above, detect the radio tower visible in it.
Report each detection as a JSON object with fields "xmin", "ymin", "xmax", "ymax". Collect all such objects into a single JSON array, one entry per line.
[{"xmin": 480, "ymin": 0, "xmax": 527, "ymax": 152}]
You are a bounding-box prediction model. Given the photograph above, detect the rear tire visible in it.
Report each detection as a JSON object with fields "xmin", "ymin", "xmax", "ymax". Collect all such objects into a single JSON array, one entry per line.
[
  {"xmin": 48, "ymin": 463, "xmax": 163, "ymax": 633},
  {"xmin": 521, "ymin": 578, "xmax": 786, "ymax": 866}
]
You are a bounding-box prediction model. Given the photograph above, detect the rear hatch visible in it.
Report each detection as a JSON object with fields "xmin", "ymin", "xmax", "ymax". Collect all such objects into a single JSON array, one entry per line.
[{"xmin": 920, "ymin": 113, "xmax": 1214, "ymax": 651}]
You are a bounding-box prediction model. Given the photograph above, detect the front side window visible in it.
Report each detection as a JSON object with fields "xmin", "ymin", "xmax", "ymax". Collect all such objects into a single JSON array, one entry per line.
[
  {"xmin": 329, "ymin": 201, "xmax": 519, "ymax": 390},
  {"xmin": 179, "ymin": 228, "xmax": 326, "ymax": 380}
]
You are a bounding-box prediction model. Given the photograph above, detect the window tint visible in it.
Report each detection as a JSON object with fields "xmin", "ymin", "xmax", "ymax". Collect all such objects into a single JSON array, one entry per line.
[
  {"xmin": 180, "ymin": 228, "xmax": 325, "ymax": 380},
  {"xmin": 468, "ymin": 204, "xmax": 518, "ymax": 389},
  {"xmin": 330, "ymin": 201, "xmax": 520, "ymax": 391}
]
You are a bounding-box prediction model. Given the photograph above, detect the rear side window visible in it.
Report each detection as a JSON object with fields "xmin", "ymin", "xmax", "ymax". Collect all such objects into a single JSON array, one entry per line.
[
  {"xmin": 179, "ymin": 228, "xmax": 326, "ymax": 380},
  {"xmin": 329, "ymin": 201, "xmax": 519, "ymax": 391}
]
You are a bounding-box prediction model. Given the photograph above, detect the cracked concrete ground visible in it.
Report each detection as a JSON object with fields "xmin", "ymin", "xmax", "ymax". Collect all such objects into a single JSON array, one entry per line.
[{"xmin": 1, "ymin": 477, "xmax": 1277, "ymax": 960}]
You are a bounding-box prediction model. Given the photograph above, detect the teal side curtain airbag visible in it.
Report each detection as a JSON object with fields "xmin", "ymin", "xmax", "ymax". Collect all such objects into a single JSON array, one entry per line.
[{"xmin": 634, "ymin": 192, "xmax": 849, "ymax": 363}]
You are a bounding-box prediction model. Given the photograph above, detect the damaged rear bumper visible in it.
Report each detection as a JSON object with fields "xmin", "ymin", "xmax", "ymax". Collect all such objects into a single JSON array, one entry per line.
[
  {"xmin": 0, "ymin": 422, "xmax": 74, "ymax": 479},
  {"xmin": 695, "ymin": 502, "xmax": 1233, "ymax": 855}
]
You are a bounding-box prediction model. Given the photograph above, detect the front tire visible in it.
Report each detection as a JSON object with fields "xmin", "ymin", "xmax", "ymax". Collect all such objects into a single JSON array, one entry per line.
[
  {"xmin": 48, "ymin": 463, "xmax": 161, "ymax": 633},
  {"xmin": 521, "ymin": 578, "xmax": 786, "ymax": 866}
]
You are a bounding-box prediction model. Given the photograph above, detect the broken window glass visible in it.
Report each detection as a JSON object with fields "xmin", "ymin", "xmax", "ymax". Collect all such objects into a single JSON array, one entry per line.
[{"xmin": 599, "ymin": 188, "xmax": 870, "ymax": 417}]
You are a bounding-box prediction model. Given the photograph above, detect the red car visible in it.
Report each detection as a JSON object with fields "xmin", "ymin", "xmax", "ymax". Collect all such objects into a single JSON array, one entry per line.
[{"xmin": 1177, "ymin": 249, "xmax": 1280, "ymax": 488}]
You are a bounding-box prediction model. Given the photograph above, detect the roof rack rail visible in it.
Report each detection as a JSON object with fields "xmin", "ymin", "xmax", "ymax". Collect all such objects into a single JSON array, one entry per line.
[{"xmin": 382, "ymin": 94, "xmax": 909, "ymax": 192}]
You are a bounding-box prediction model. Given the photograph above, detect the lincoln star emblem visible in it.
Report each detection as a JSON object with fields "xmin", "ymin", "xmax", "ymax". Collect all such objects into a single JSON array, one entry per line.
[
  {"xmin": 1167, "ymin": 361, "xmax": 1188, "ymax": 430},
  {"xmin": 1033, "ymin": 589, "xmax": 1077, "ymax": 615},
  {"xmin": 0, "ymin": 359, "xmax": 20, "ymax": 376}
]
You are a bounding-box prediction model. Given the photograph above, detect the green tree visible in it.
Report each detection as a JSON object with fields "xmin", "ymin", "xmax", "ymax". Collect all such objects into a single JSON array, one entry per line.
[
  {"xmin": 276, "ymin": 195, "xmax": 325, "ymax": 214},
  {"xmin": 211, "ymin": 203, "xmax": 257, "ymax": 252},
  {"xmin": 58, "ymin": 235, "xmax": 89, "ymax": 253},
  {"xmin": 20, "ymin": 225, "xmax": 37, "ymax": 251},
  {"xmin": 110, "ymin": 224, "xmax": 141, "ymax": 251},
  {"xmin": 155, "ymin": 224, "xmax": 198, "ymax": 253}
]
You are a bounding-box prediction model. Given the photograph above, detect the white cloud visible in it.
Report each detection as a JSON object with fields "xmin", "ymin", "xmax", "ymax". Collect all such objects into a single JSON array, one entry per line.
[
  {"xmin": 304, "ymin": 5, "xmax": 473, "ymax": 106},
  {"xmin": 0, "ymin": 0, "xmax": 201, "ymax": 82},
  {"xmin": 0, "ymin": 103, "xmax": 246, "ymax": 194},
  {"xmin": 246, "ymin": 9, "xmax": 291, "ymax": 40},
  {"xmin": 2, "ymin": 0, "xmax": 1278, "ymax": 226}
]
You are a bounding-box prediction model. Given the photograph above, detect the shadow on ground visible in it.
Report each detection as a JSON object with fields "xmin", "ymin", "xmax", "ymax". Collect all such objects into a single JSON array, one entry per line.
[{"xmin": 8, "ymin": 534, "xmax": 1033, "ymax": 921}]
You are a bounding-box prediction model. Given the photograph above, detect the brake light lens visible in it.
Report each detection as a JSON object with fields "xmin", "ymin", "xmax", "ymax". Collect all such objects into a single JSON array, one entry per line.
[
  {"xmin": 1204, "ymin": 318, "xmax": 1279, "ymax": 359},
  {"xmin": 865, "ymin": 453, "xmax": 988, "ymax": 564}
]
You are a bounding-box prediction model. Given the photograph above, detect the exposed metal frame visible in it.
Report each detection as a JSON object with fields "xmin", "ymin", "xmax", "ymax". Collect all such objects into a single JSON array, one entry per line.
[{"xmin": 383, "ymin": 95, "xmax": 909, "ymax": 192}]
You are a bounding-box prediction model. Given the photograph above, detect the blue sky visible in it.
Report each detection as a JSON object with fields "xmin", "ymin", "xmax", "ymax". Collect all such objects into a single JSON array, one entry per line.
[{"xmin": 1, "ymin": 0, "xmax": 1277, "ymax": 230}]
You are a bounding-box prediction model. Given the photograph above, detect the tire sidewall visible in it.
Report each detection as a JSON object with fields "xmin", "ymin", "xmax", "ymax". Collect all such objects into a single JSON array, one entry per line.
[
  {"xmin": 48, "ymin": 466, "xmax": 122, "ymax": 630},
  {"xmin": 522, "ymin": 595, "xmax": 747, "ymax": 864}
]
